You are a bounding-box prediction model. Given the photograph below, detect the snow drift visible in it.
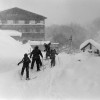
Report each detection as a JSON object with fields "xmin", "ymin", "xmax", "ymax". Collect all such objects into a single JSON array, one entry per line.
[
  {"xmin": 0, "ymin": 32, "xmax": 31, "ymax": 57},
  {"xmin": 0, "ymin": 30, "xmax": 22, "ymax": 37},
  {"xmin": 47, "ymin": 53, "xmax": 100, "ymax": 100},
  {"xmin": 0, "ymin": 31, "xmax": 100, "ymax": 100},
  {"xmin": 0, "ymin": 52, "xmax": 100, "ymax": 100},
  {"xmin": 0, "ymin": 31, "xmax": 31, "ymax": 72}
]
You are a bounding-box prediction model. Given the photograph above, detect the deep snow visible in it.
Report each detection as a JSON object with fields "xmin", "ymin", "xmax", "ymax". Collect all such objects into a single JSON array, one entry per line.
[
  {"xmin": 0, "ymin": 33, "xmax": 100, "ymax": 100},
  {"xmin": 0, "ymin": 52, "xmax": 100, "ymax": 100}
]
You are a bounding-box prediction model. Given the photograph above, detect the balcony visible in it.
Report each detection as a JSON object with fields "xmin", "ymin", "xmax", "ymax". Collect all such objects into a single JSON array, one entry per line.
[{"xmin": 0, "ymin": 20, "xmax": 45, "ymax": 25}]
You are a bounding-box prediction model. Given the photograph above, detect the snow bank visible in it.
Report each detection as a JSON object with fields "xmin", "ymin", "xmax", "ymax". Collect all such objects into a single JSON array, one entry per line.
[
  {"xmin": 0, "ymin": 38, "xmax": 100, "ymax": 100},
  {"xmin": 0, "ymin": 32, "xmax": 31, "ymax": 72},
  {"xmin": 0, "ymin": 30, "xmax": 22, "ymax": 36},
  {"xmin": 28, "ymin": 40, "xmax": 50, "ymax": 45},
  {"xmin": 48, "ymin": 53, "xmax": 100, "ymax": 99},
  {"xmin": 0, "ymin": 34, "xmax": 31, "ymax": 58}
]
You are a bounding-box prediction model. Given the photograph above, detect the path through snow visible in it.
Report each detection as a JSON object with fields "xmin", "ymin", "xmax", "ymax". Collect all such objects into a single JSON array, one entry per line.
[{"xmin": 0, "ymin": 52, "xmax": 100, "ymax": 100}]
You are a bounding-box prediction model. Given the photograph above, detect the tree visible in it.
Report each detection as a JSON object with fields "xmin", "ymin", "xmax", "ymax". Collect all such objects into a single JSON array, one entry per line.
[{"xmin": 53, "ymin": 33, "xmax": 68, "ymax": 46}]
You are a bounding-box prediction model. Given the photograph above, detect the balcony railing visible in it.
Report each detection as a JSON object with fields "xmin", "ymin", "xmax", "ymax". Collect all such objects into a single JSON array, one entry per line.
[{"xmin": 0, "ymin": 23, "xmax": 45, "ymax": 25}]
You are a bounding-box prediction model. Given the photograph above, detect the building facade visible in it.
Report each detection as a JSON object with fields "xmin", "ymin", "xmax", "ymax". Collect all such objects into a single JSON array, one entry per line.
[{"xmin": 0, "ymin": 7, "xmax": 47, "ymax": 41}]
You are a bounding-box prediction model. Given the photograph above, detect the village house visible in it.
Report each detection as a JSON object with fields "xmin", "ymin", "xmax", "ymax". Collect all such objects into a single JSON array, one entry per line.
[
  {"xmin": 80, "ymin": 39, "xmax": 100, "ymax": 55},
  {"xmin": 0, "ymin": 7, "xmax": 47, "ymax": 42}
]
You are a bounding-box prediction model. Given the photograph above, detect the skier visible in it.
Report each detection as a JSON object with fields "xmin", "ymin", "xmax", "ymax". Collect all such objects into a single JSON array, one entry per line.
[
  {"xmin": 44, "ymin": 42, "xmax": 51, "ymax": 59},
  {"xmin": 17, "ymin": 53, "xmax": 31, "ymax": 80},
  {"xmin": 50, "ymin": 49, "xmax": 58, "ymax": 67},
  {"xmin": 30, "ymin": 46, "xmax": 43, "ymax": 71}
]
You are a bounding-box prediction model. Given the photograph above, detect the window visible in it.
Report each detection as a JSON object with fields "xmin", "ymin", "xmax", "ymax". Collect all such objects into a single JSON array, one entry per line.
[
  {"xmin": 40, "ymin": 20, "xmax": 44, "ymax": 24},
  {"xmin": 25, "ymin": 20, "xmax": 29, "ymax": 24},
  {"xmin": 25, "ymin": 28, "xmax": 30, "ymax": 32},
  {"xmin": 40, "ymin": 29, "xmax": 44, "ymax": 33},
  {"xmin": 30, "ymin": 28, "xmax": 35, "ymax": 32},
  {"xmin": 2, "ymin": 20, "xmax": 7, "ymax": 24},
  {"xmin": 19, "ymin": 29, "xmax": 25, "ymax": 33},
  {"xmin": 13, "ymin": 20, "xmax": 18, "ymax": 24},
  {"xmin": 18, "ymin": 20, "xmax": 25, "ymax": 24},
  {"xmin": 29, "ymin": 20, "xmax": 35, "ymax": 24},
  {"xmin": 18, "ymin": 29, "xmax": 22, "ymax": 32},
  {"xmin": 7, "ymin": 20, "xmax": 13, "ymax": 24},
  {"xmin": 35, "ymin": 20, "xmax": 40, "ymax": 24},
  {"xmin": 35, "ymin": 27, "xmax": 40, "ymax": 32}
]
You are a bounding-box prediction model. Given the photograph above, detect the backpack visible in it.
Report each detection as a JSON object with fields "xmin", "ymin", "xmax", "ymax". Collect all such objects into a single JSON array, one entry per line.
[{"xmin": 24, "ymin": 57, "xmax": 31, "ymax": 64}]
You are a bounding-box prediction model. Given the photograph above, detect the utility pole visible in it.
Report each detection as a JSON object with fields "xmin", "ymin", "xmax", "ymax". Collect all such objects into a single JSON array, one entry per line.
[{"xmin": 69, "ymin": 35, "xmax": 72, "ymax": 53}]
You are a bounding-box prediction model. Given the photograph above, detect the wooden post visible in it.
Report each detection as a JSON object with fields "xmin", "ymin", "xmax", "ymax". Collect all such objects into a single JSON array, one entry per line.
[
  {"xmin": 90, "ymin": 43, "xmax": 92, "ymax": 49},
  {"xmin": 69, "ymin": 35, "xmax": 72, "ymax": 53}
]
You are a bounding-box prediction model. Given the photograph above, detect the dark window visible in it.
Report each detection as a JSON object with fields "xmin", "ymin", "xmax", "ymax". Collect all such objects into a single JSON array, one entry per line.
[
  {"xmin": 25, "ymin": 28, "xmax": 30, "ymax": 32},
  {"xmin": 25, "ymin": 20, "xmax": 29, "ymax": 24},
  {"xmin": 2, "ymin": 20, "xmax": 7, "ymax": 24},
  {"xmin": 13, "ymin": 20, "xmax": 18, "ymax": 24},
  {"xmin": 35, "ymin": 28, "xmax": 40, "ymax": 32},
  {"xmin": 35, "ymin": 20, "xmax": 40, "ymax": 24}
]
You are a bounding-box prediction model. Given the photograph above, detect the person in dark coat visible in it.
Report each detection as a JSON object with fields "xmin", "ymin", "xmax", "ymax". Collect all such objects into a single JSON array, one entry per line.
[
  {"xmin": 44, "ymin": 42, "xmax": 51, "ymax": 59},
  {"xmin": 30, "ymin": 46, "xmax": 43, "ymax": 71},
  {"xmin": 18, "ymin": 53, "xmax": 31, "ymax": 80},
  {"xmin": 50, "ymin": 49, "xmax": 58, "ymax": 67}
]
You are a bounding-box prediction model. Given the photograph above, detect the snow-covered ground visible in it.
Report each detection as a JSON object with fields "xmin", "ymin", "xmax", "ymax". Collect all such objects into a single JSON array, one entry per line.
[
  {"xmin": 1, "ymin": 52, "xmax": 100, "ymax": 100},
  {"xmin": 0, "ymin": 33, "xmax": 100, "ymax": 100}
]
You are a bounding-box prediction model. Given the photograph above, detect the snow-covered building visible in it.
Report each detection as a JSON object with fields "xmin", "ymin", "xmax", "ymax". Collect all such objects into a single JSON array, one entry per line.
[
  {"xmin": 0, "ymin": 7, "xmax": 46, "ymax": 41},
  {"xmin": 28, "ymin": 40, "xmax": 50, "ymax": 46},
  {"xmin": 28, "ymin": 40, "xmax": 59, "ymax": 50},
  {"xmin": 80, "ymin": 39, "xmax": 100, "ymax": 55}
]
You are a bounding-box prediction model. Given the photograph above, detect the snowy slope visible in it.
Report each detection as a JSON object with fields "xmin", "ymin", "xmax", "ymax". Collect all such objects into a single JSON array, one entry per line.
[
  {"xmin": 0, "ymin": 34, "xmax": 31, "ymax": 58},
  {"xmin": 0, "ymin": 52, "xmax": 100, "ymax": 100},
  {"xmin": 0, "ymin": 32, "xmax": 31, "ymax": 73},
  {"xmin": 0, "ymin": 32, "xmax": 100, "ymax": 100},
  {"xmin": 49, "ymin": 53, "xmax": 100, "ymax": 100}
]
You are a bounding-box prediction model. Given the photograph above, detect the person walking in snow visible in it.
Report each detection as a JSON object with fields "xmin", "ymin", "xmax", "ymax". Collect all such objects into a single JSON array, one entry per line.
[
  {"xmin": 44, "ymin": 42, "xmax": 51, "ymax": 59},
  {"xmin": 50, "ymin": 49, "xmax": 58, "ymax": 67},
  {"xmin": 30, "ymin": 46, "xmax": 43, "ymax": 71},
  {"xmin": 17, "ymin": 53, "xmax": 31, "ymax": 80}
]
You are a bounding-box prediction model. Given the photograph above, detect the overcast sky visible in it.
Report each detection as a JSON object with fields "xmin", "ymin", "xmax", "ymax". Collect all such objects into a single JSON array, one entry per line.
[{"xmin": 0, "ymin": 0, "xmax": 100, "ymax": 26}]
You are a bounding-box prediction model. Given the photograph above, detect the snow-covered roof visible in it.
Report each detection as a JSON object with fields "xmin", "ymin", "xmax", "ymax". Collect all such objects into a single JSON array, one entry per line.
[
  {"xmin": 80, "ymin": 39, "xmax": 100, "ymax": 50},
  {"xmin": 51, "ymin": 43, "xmax": 59, "ymax": 45},
  {"xmin": 0, "ymin": 30, "xmax": 22, "ymax": 37},
  {"xmin": 28, "ymin": 41, "xmax": 59, "ymax": 46},
  {"xmin": 0, "ymin": 7, "xmax": 46, "ymax": 20},
  {"xmin": 28, "ymin": 40, "xmax": 50, "ymax": 45}
]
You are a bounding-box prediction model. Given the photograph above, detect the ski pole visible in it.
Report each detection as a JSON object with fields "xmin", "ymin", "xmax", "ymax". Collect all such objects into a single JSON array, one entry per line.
[{"xmin": 42, "ymin": 58, "xmax": 44, "ymax": 71}]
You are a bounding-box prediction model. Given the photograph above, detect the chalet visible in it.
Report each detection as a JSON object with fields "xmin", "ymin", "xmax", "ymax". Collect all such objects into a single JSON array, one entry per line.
[
  {"xmin": 0, "ymin": 7, "xmax": 47, "ymax": 41},
  {"xmin": 80, "ymin": 39, "xmax": 100, "ymax": 55}
]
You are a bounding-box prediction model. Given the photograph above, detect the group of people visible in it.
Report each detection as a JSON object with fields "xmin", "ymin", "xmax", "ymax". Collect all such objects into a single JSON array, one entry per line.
[
  {"xmin": 44, "ymin": 43, "xmax": 58, "ymax": 66},
  {"xmin": 18, "ymin": 42, "xmax": 58, "ymax": 80}
]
